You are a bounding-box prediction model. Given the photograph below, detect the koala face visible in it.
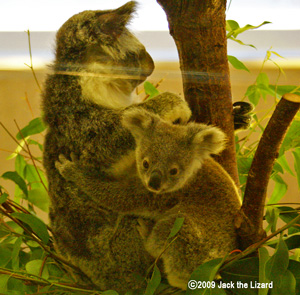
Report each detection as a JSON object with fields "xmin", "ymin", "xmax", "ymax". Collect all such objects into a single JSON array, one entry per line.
[
  {"xmin": 136, "ymin": 134, "xmax": 199, "ymax": 194},
  {"xmin": 122, "ymin": 109, "xmax": 226, "ymax": 194},
  {"xmin": 54, "ymin": 1, "xmax": 154, "ymax": 89}
]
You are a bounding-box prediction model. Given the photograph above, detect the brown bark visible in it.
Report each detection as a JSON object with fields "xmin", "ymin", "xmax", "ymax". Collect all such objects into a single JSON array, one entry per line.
[
  {"xmin": 236, "ymin": 94, "xmax": 300, "ymax": 249},
  {"xmin": 157, "ymin": 0, "xmax": 238, "ymax": 184}
]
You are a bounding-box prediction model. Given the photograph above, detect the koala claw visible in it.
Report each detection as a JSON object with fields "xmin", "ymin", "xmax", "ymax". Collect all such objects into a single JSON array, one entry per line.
[{"xmin": 55, "ymin": 154, "xmax": 76, "ymax": 181}]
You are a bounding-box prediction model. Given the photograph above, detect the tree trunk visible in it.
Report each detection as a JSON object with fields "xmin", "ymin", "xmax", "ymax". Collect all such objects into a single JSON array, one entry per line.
[{"xmin": 157, "ymin": 0, "xmax": 238, "ymax": 184}]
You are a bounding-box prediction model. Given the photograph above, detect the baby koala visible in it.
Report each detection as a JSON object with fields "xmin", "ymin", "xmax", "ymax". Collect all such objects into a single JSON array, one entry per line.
[
  {"xmin": 121, "ymin": 108, "xmax": 226, "ymax": 193},
  {"xmin": 56, "ymin": 109, "xmax": 241, "ymax": 290}
]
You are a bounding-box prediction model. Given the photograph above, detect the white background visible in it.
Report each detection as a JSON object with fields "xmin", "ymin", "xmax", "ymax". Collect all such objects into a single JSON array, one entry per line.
[{"xmin": 1, "ymin": 0, "xmax": 300, "ymax": 32}]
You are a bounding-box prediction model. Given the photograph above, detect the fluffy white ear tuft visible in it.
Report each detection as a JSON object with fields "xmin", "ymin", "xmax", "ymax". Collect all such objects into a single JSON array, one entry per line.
[
  {"xmin": 122, "ymin": 108, "xmax": 157, "ymax": 140},
  {"xmin": 192, "ymin": 125, "xmax": 227, "ymax": 156}
]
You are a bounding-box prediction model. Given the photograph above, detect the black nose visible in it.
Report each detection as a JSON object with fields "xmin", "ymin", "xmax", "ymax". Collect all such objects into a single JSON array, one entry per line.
[{"xmin": 148, "ymin": 170, "xmax": 162, "ymax": 191}]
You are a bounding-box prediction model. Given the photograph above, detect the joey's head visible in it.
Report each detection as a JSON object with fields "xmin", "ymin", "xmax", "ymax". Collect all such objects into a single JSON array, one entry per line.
[
  {"xmin": 54, "ymin": 1, "xmax": 154, "ymax": 106},
  {"xmin": 122, "ymin": 109, "xmax": 226, "ymax": 194}
]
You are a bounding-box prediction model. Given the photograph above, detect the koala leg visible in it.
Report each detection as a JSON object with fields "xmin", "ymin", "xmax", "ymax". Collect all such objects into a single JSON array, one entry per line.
[{"xmin": 143, "ymin": 213, "xmax": 210, "ymax": 290}]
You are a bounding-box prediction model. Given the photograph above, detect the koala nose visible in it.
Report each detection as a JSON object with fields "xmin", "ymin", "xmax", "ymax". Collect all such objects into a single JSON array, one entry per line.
[{"xmin": 148, "ymin": 170, "xmax": 162, "ymax": 191}]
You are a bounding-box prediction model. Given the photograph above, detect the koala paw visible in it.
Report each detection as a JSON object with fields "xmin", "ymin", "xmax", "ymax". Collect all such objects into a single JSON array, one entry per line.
[
  {"xmin": 55, "ymin": 153, "xmax": 78, "ymax": 182},
  {"xmin": 161, "ymin": 94, "xmax": 192, "ymax": 125}
]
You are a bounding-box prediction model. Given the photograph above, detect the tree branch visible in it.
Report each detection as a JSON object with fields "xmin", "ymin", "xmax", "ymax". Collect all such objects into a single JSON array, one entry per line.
[
  {"xmin": 157, "ymin": 0, "xmax": 238, "ymax": 184},
  {"xmin": 236, "ymin": 93, "xmax": 300, "ymax": 249}
]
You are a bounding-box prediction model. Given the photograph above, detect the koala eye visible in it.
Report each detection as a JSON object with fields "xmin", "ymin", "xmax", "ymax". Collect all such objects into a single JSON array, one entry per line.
[
  {"xmin": 169, "ymin": 167, "xmax": 179, "ymax": 176},
  {"xmin": 143, "ymin": 159, "xmax": 150, "ymax": 169}
]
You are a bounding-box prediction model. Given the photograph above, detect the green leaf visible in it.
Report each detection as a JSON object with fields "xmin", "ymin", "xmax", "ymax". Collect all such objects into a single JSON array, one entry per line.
[
  {"xmin": 0, "ymin": 275, "xmax": 10, "ymax": 293},
  {"xmin": 256, "ymin": 73, "xmax": 269, "ymax": 87},
  {"xmin": 258, "ymin": 248, "xmax": 270, "ymax": 295},
  {"xmin": 265, "ymin": 207, "xmax": 280, "ymax": 233},
  {"xmin": 187, "ymin": 258, "xmax": 225, "ymax": 295},
  {"xmin": 227, "ymin": 36, "xmax": 256, "ymax": 49},
  {"xmin": 11, "ymin": 212, "xmax": 49, "ymax": 244},
  {"xmin": 221, "ymin": 257, "xmax": 259, "ymax": 295},
  {"xmin": 11, "ymin": 237, "xmax": 22, "ymax": 270},
  {"xmin": 272, "ymin": 270, "xmax": 296, "ymax": 295},
  {"xmin": 25, "ymin": 259, "xmax": 49, "ymax": 279},
  {"xmin": 1, "ymin": 171, "xmax": 28, "ymax": 197},
  {"xmin": 168, "ymin": 217, "xmax": 185, "ymax": 239},
  {"xmin": 16, "ymin": 117, "xmax": 46, "ymax": 140},
  {"xmin": 28, "ymin": 188, "xmax": 49, "ymax": 212},
  {"xmin": 231, "ymin": 21, "xmax": 271, "ymax": 38},
  {"xmin": 27, "ymin": 139, "xmax": 43, "ymax": 151},
  {"xmin": 277, "ymin": 155, "xmax": 295, "ymax": 176},
  {"xmin": 266, "ymin": 233, "xmax": 300, "ymax": 250},
  {"xmin": 245, "ymin": 85, "xmax": 261, "ymax": 106},
  {"xmin": 228, "ymin": 55, "xmax": 249, "ymax": 72},
  {"xmin": 144, "ymin": 265, "xmax": 161, "ymax": 295},
  {"xmin": 102, "ymin": 291, "xmax": 119, "ymax": 295},
  {"xmin": 277, "ymin": 206, "xmax": 300, "ymax": 234},
  {"xmin": 269, "ymin": 85, "xmax": 300, "ymax": 97},
  {"xmin": 24, "ymin": 164, "xmax": 48, "ymax": 190},
  {"xmin": 0, "ymin": 247, "xmax": 12, "ymax": 267},
  {"xmin": 279, "ymin": 120, "xmax": 300, "ymax": 156},
  {"xmin": 0, "ymin": 193, "xmax": 8, "ymax": 205},
  {"xmin": 292, "ymin": 148, "xmax": 300, "ymax": 189},
  {"xmin": 226, "ymin": 20, "xmax": 240, "ymax": 31},
  {"xmin": 15, "ymin": 154, "xmax": 26, "ymax": 178},
  {"xmin": 268, "ymin": 174, "xmax": 287, "ymax": 204},
  {"xmin": 144, "ymin": 81, "xmax": 160, "ymax": 99},
  {"xmin": 288, "ymin": 260, "xmax": 300, "ymax": 279},
  {"xmin": 265, "ymin": 236, "xmax": 289, "ymax": 282}
]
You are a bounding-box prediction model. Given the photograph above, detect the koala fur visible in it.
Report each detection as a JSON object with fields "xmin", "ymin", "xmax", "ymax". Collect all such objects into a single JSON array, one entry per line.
[
  {"xmin": 56, "ymin": 109, "xmax": 242, "ymax": 290},
  {"xmin": 42, "ymin": 1, "xmax": 191, "ymax": 292}
]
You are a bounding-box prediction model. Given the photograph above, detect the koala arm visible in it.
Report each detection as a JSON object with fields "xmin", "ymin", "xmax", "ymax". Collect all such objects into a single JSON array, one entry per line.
[
  {"xmin": 128, "ymin": 92, "xmax": 192, "ymax": 125},
  {"xmin": 55, "ymin": 154, "xmax": 161, "ymax": 215}
]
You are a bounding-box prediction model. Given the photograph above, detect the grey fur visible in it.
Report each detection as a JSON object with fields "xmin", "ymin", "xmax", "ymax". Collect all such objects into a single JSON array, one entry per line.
[
  {"xmin": 56, "ymin": 109, "xmax": 242, "ymax": 290},
  {"xmin": 42, "ymin": 1, "xmax": 191, "ymax": 292}
]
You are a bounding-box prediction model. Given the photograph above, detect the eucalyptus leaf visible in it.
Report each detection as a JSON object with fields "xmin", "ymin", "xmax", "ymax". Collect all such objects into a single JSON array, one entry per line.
[
  {"xmin": 168, "ymin": 217, "xmax": 185, "ymax": 239},
  {"xmin": 25, "ymin": 259, "xmax": 49, "ymax": 279},
  {"xmin": 11, "ymin": 237, "xmax": 22, "ymax": 270},
  {"xmin": 102, "ymin": 290, "xmax": 119, "ymax": 295},
  {"xmin": 276, "ymin": 155, "xmax": 295, "ymax": 176},
  {"xmin": 292, "ymin": 148, "xmax": 300, "ymax": 189},
  {"xmin": 269, "ymin": 85, "xmax": 300, "ymax": 97},
  {"xmin": 271, "ymin": 270, "xmax": 296, "ymax": 295},
  {"xmin": 265, "ymin": 236, "xmax": 289, "ymax": 282},
  {"xmin": 187, "ymin": 258, "xmax": 224, "ymax": 295},
  {"xmin": 0, "ymin": 275, "xmax": 10, "ymax": 293},
  {"xmin": 1, "ymin": 171, "xmax": 28, "ymax": 197},
  {"xmin": 228, "ymin": 55, "xmax": 249, "ymax": 72},
  {"xmin": 279, "ymin": 121, "xmax": 300, "ymax": 156},
  {"xmin": 144, "ymin": 81, "xmax": 160, "ymax": 99},
  {"xmin": 11, "ymin": 212, "xmax": 49, "ymax": 244},
  {"xmin": 24, "ymin": 164, "xmax": 48, "ymax": 190},
  {"xmin": 15, "ymin": 154, "xmax": 26, "ymax": 178},
  {"xmin": 258, "ymin": 247, "xmax": 270, "ymax": 295},
  {"xmin": 0, "ymin": 247, "xmax": 12, "ymax": 267},
  {"xmin": 28, "ymin": 188, "xmax": 49, "ymax": 212},
  {"xmin": 144, "ymin": 265, "xmax": 161, "ymax": 295},
  {"xmin": 266, "ymin": 233, "xmax": 300, "ymax": 250},
  {"xmin": 268, "ymin": 175, "xmax": 287, "ymax": 204},
  {"xmin": 0, "ymin": 193, "xmax": 8, "ymax": 205},
  {"xmin": 16, "ymin": 117, "xmax": 46, "ymax": 140}
]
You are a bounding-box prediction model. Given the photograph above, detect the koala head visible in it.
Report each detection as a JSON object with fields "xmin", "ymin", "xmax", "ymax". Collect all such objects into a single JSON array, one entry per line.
[
  {"xmin": 54, "ymin": 1, "xmax": 154, "ymax": 89},
  {"xmin": 122, "ymin": 109, "xmax": 226, "ymax": 194}
]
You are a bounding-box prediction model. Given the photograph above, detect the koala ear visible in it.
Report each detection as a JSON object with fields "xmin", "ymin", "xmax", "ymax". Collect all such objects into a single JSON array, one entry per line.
[
  {"xmin": 98, "ymin": 1, "xmax": 137, "ymax": 37},
  {"xmin": 191, "ymin": 125, "xmax": 227, "ymax": 156},
  {"xmin": 122, "ymin": 109, "xmax": 158, "ymax": 140}
]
